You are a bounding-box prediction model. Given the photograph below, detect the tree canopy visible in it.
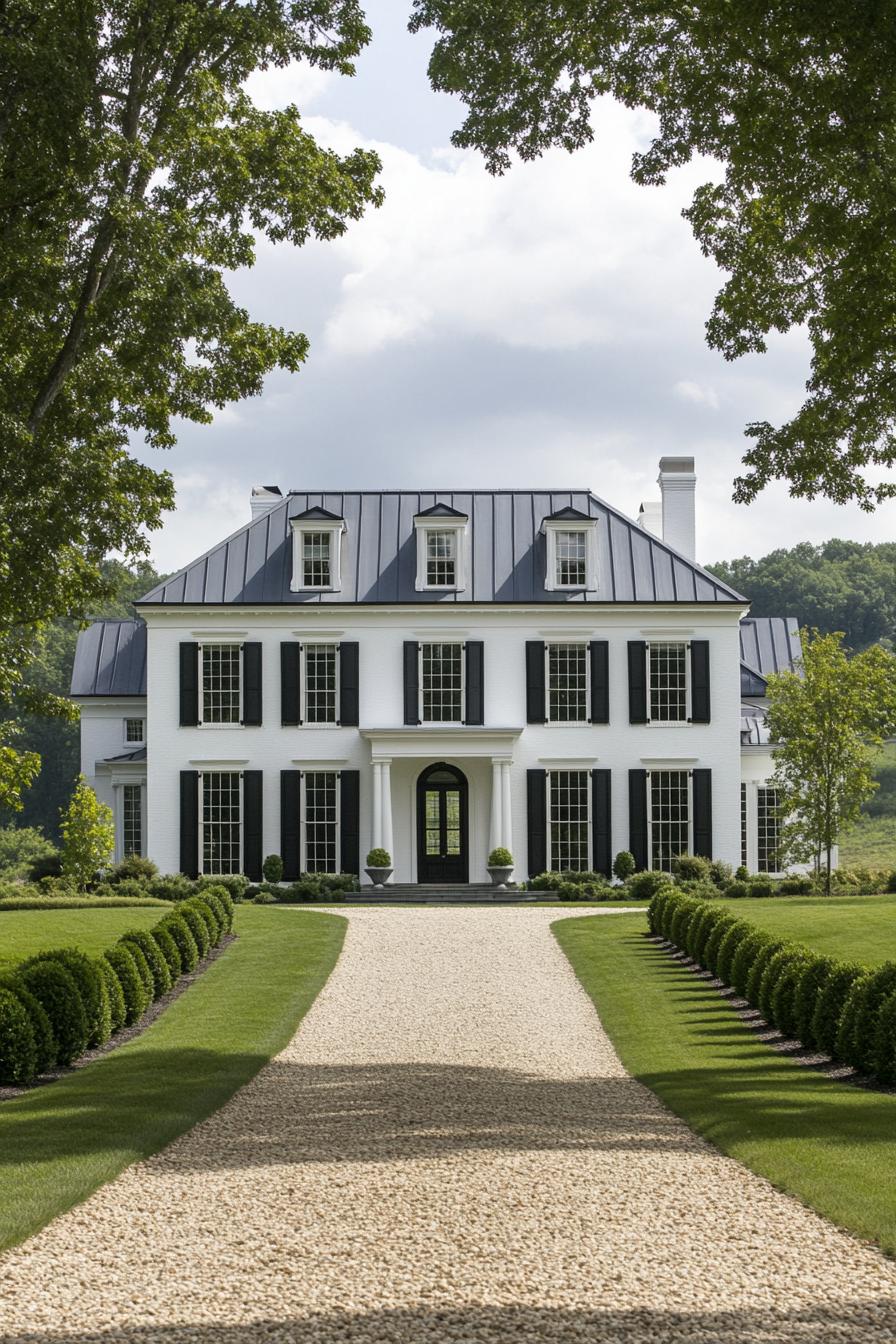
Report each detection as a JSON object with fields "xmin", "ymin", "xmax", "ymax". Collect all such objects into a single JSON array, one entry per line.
[{"xmin": 412, "ymin": 0, "xmax": 896, "ymax": 509}]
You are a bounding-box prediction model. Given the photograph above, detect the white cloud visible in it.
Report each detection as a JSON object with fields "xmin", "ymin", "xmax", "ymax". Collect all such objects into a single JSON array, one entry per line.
[
  {"xmin": 149, "ymin": 471, "xmax": 248, "ymax": 574},
  {"xmin": 673, "ymin": 380, "xmax": 719, "ymax": 409},
  {"xmin": 243, "ymin": 61, "xmax": 335, "ymax": 112}
]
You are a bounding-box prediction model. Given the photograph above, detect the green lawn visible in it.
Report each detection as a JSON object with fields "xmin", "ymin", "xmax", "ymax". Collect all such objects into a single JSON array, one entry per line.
[
  {"xmin": 0, "ymin": 905, "xmax": 345, "ymax": 1250},
  {"xmin": 839, "ymin": 814, "xmax": 896, "ymax": 869},
  {"xmin": 0, "ymin": 906, "xmax": 162, "ymax": 969},
  {"xmin": 555, "ymin": 913, "xmax": 896, "ymax": 1254},
  {"xmin": 720, "ymin": 893, "xmax": 896, "ymax": 966}
]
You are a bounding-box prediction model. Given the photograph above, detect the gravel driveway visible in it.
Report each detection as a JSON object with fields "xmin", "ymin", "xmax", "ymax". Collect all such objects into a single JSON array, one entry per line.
[{"xmin": 1, "ymin": 907, "xmax": 895, "ymax": 1344}]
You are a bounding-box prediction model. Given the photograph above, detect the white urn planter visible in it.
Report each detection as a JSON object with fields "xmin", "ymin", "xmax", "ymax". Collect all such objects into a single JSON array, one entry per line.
[{"xmin": 487, "ymin": 865, "xmax": 514, "ymax": 890}]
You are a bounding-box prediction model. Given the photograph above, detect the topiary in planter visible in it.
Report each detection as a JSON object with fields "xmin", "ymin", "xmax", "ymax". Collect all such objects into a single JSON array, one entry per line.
[
  {"xmin": 158, "ymin": 912, "xmax": 199, "ymax": 972},
  {"xmin": 835, "ymin": 963, "xmax": 896, "ymax": 1073},
  {"xmin": 96, "ymin": 957, "xmax": 126, "ymax": 1034},
  {"xmin": 120, "ymin": 930, "xmax": 171, "ymax": 999},
  {"xmin": 729, "ymin": 931, "xmax": 772, "ymax": 999},
  {"xmin": 17, "ymin": 960, "xmax": 88, "ymax": 1065},
  {"xmin": 792, "ymin": 956, "xmax": 836, "ymax": 1048},
  {"xmin": 758, "ymin": 945, "xmax": 805, "ymax": 1025},
  {"xmin": 745, "ymin": 939, "xmax": 787, "ymax": 1008},
  {"xmin": 769, "ymin": 952, "xmax": 813, "ymax": 1038},
  {"xmin": 103, "ymin": 945, "xmax": 149, "ymax": 1026},
  {"xmin": 811, "ymin": 962, "xmax": 866, "ymax": 1058},
  {"xmin": 0, "ymin": 987, "xmax": 37, "ymax": 1085},
  {"xmin": 176, "ymin": 903, "xmax": 210, "ymax": 958},
  {"xmin": 150, "ymin": 924, "xmax": 182, "ymax": 980},
  {"xmin": 0, "ymin": 975, "xmax": 56, "ymax": 1074},
  {"xmin": 872, "ymin": 990, "xmax": 896, "ymax": 1084},
  {"xmin": 24, "ymin": 948, "xmax": 110, "ymax": 1048},
  {"xmin": 715, "ymin": 921, "xmax": 753, "ymax": 986}
]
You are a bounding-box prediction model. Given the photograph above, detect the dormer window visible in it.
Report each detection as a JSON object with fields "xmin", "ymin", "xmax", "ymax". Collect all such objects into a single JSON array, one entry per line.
[
  {"xmin": 290, "ymin": 507, "xmax": 345, "ymax": 593},
  {"xmin": 414, "ymin": 504, "xmax": 468, "ymax": 592},
  {"xmin": 542, "ymin": 509, "xmax": 598, "ymax": 592}
]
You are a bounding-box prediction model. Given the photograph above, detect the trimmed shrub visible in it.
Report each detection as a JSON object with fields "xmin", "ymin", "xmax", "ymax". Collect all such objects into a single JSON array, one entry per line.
[
  {"xmin": 690, "ymin": 907, "xmax": 728, "ymax": 966},
  {"xmin": 197, "ymin": 872, "xmax": 249, "ymax": 903},
  {"xmin": 159, "ymin": 912, "xmax": 199, "ymax": 971},
  {"xmin": 0, "ymin": 987, "xmax": 37, "ymax": 1084},
  {"xmin": 151, "ymin": 923, "xmax": 182, "ymax": 980},
  {"xmin": 734, "ymin": 866, "xmax": 749, "ymax": 882},
  {"xmin": 17, "ymin": 960, "xmax": 88, "ymax": 1064},
  {"xmin": 703, "ymin": 915, "xmax": 740, "ymax": 978},
  {"xmin": 647, "ymin": 887, "xmax": 670, "ymax": 934},
  {"xmin": 0, "ymin": 975, "xmax": 56, "ymax": 1073},
  {"xmin": 123, "ymin": 941, "xmax": 154, "ymax": 1002},
  {"xmin": 262, "ymin": 854, "xmax": 284, "ymax": 884},
  {"xmin": 669, "ymin": 901, "xmax": 697, "ymax": 950},
  {"xmin": 25, "ymin": 948, "xmax": 111, "ymax": 1047},
  {"xmin": 254, "ymin": 888, "xmax": 277, "ymax": 904},
  {"xmin": 195, "ymin": 889, "xmax": 228, "ymax": 936},
  {"xmin": 191, "ymin": 895, "xmax": 222, "ymax": 942},
  {"xmin": 793, "ymin": 956, "xmax": 837, "ymax": 1048},
  {"xmin": 121, "ymin": 929, "xmax": 171, "ymax": 999},
  {"xmin": 613, "ymin": 851, "xmax": 636, "ymax": 881},
  {"xmin": 724, "ymin": 881, "xmax": 751, "ymax": 900},
  {"xmin": 730, "ymin": 931, "xmax": 774, "ymax": 999},
  {"xmin": 748, "ymin": 877, "xmax": 775, "ymax": 899},
  {"xmin": 675, "ymin": 879, "xmax": 723, "ymax": 903},
  {"xmin": 715, "ymin": 921, "xmax": 753, "ymax": 986},
  {"xmin": 672, "ymin": 853, "xmax": 711, "ymax": 883},
  {"xmin": 708, "ymin": 859, "xmax": 734, "ymax": 889},
  {"xmin": 778, "ymin": 875, "xmax": 814, "ymax": 896},
  {"xmin": 682, "ymin": 903, "xmax": 715, "ymax": 960},
  {"xmin": 211, "ymin": 884, "xmax": 235, "ymax": 931},
  {"xmin": 745, "ymin": 939, "xmax": 787, "ymax": 1007},
  {"xmin": 149, "ymin": 873, "xmax": 196, "ymax": 903},
  {"xmin": 103, "ymin": 945, "xmax": 149, "ymax": 1025},
  {"xmin": 836, "ymin": 963, "xmax": 896, "ymax": 1073},
  {"xmin": 658, "ymin": 890, "xmax": 688, "ymax": 940},
  {"xmin": 627, "ymin": 870, "xmax": 672, "ymax": 901},
  {"xmin": 811, "ymin": 962, "xmax": 867, "ymax": 1057},
  {"xmin": 106, "ymin": 855, "xmax": 158, "ymax": 885},
  {"xmin": 177, "ymin": 902, "xmax": 211, "ymax": 957},
  {"xmin": 872, "ymin": 990, "xmax": 896, "ymax": 1083},
  {"xmin": 96, "ymin": 957, "xmax": 126, "ymax": 1034},
  {"xmin": 758, "ymin": 945, "xmax": 803, "ymax": 1024},
  {"xmin": 767, "ymin": 951, "xmax": 813, "ymax": 1036}
]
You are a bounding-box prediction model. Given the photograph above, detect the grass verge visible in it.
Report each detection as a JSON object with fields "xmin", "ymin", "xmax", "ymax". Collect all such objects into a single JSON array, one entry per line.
[
  {"xmin": 720, "ymin": 893, "xmax": 896, "ymax": 966},
  {"xmin": 0, "ymin": 905, "xmax": 163, "ymax": 969},
  {"xmin": 554, "ymin": 913, "xmax": 896, "ymax": 1255},
  {"xmin": 0, "ymin": 905, "xmax": 345, "ymax": 1250}
]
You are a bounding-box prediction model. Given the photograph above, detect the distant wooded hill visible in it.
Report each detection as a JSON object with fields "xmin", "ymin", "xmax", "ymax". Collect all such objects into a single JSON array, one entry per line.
[{"xmin": 708, "ymin": 540, "xmax": 896, "ymax": 651}]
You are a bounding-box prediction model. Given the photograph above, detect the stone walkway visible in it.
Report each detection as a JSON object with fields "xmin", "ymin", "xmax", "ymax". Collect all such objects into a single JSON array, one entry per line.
[{"xmin": 1, "ymin": 907, "xmax": 896, "ymax": 1343}]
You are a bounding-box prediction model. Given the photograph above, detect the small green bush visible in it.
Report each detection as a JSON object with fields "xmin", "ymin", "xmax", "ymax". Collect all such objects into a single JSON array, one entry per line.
[
  {"xmin": 767, "ymin": 950, "xmax": 813, "ymax": 1036},
  {"xmin": 745, "ymin": 939, "xmax": 787, "ymax": 1007},
  {"xmin": 708, "ymin": 859, "xmax": 734, "ymax": 889},
  {"xmin": 669, "ymin": 901, "xmax": 697, "ymax": 950},
  {"xmin": 757, "ymin": 945, "xmax": 803, "ymax": 1023},
  {"xmin": 658, "ymin": 889, "xmax": 689, "ymax": 940},
  {"xmin": 0, "ymin": 987, "xmax": 37, "ymax": 1085},
  {"xmin": 262, "ymin": 854, "xmax": 284, "ymax": 883},
  {"xmin": 0, "ymin": 826, "xmax": 56, "ymax": 882},
  {"xmin": 254, "ymin": 888, "xmax": 276, "ymax": 904},
  {"xmin": 734, "ymin": 866, "xmax": 749, "ymax": 882},
  {"xmin": 196, "ymin": 887, "xmax": 228, "ymax": 934},
  {"xmin": 150, "ymin": 924, "xmax": 181, "ymax": 979},
  {"xmin": 715, "ymin": 921, "xmax": 753, "ymax": 985},
  {"xmin": 703, "ymin": 916, "xmax": 741, "ymax": 978},
  {"xmin": 730, "ymin": 931, "xmax": 773, "ymax": 999},
  {"xmin": 26, "ymin": 948, "xmax": 110, "ymax": 1047},
  {"xmin": 725, "ymin": 880, "xmax": 751, "ymax": 899},
  {"xmin": 177, "ymin": 902, "xmax": 211, "ymax": 957},
  {"xmin": 0, "ymin": 975, "xmax": 56, "ymax": 1073},
  {"xmin": 103, "ymin": 946, "xmax": 149, "ymax": 1025},
  {"xmin": 612, "ymin": 851, "xmax": 636, "ymax": 881},
  {"xmin": 17, "ymin": 960, "xmax": 88, "ymax": 1064},
  {"xmin": 206, "ymin": 884, "xmax": 235, "ymax": 930},
  {"xmin": 96, "ymin": 957, "xmax": 126, "ymax": 1034},
  {"xmin": 487, "ymin": 847, "xmax": 513, "ymax": 867},
  {"xmin": 793, "ymin": 956, "xmax": 837, "ymax": 1048},
  {"xmin": 836, "ymin": 963, "xmax": 896, "ymax": 1073},
  {"xmin": 120, "ymin": 929, "xmax": 171, "ymax": 999},
  {"xmin": 627, "ymin": 870, "xmax": 672, "ymax": 901},
  {"xmin": 197, "ymin": 873, "xmax": 249, "ymax": 902},
  {"xmin": 646, "ymin": 887, "xmax": 669, "ymax": 934},
  {"xmin": 123, "ymin": 940, "xmax": 154, "ymax": 1001},
  {"xmin": 672, "ymin": 853, "xmax": 711, "ymax": 882},
  {"xmin": 28, "ymin": 851, "xmax": 63, "ymax": 882},
  {"xmin": 689, "ymin": 906, "xmax": 728, "ymax": 966},
  {"xmin": 105, "ymin": 855, "xmax": 158, "ymax": 885},
  {"xmin": 778, "ymin": 875, "xmax": 814, "ymax": 896},
  {"xmin": 872, "ymin": 990, "xmax": 896, "ymax": 1083},
  {"xmin": 675, "ymin": 879, "xmax": 722, "ymax": 902},
  {"xmin": 187, "ymin": 896, "xmax": 221, "ymax": 943},
  {"xmin": 748, "ymin": 877, "xmax": 775, "ymax": 899},
  {"xmin": 150, "ymin": 873, "xmax": 197, "ymax": 902},
  {"xmin": 811, "ymin": 962, "xmax": 867, "ymax": 1057},
  {"xmin": 157, "ymin": 912, "xmax": 198, "ymax": 973}
]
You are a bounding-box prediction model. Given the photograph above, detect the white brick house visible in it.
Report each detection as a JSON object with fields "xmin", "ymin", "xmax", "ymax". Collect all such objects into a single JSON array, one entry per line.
[{"xmin": 71, "ymin": 460, "xmax": 798, "ymax": 884}]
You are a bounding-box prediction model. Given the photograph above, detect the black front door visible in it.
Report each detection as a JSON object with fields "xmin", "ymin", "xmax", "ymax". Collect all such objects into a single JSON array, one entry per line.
[{"xmin": 417, "ymin": 763, "xmax": 468, "ymax": 883}]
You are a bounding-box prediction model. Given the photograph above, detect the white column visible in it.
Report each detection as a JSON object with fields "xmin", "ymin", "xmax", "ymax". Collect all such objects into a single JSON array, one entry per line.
[
  {"xmin": 501, "ymin": 761, "xmax": 513, "ymax": 856},
  {"xmin": 489, "ymin": 759, "xmax": 503, "ymax": 855},
  {"xmin": 372, "ymin": 761, "xmax": 383, "ymax": 851},
  {"xmin": 381, "ymin": 759, "xmax": 394, "ymax": 868}
]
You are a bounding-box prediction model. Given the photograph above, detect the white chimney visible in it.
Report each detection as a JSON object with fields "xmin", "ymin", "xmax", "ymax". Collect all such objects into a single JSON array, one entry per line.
[
  {"xmin": 657, "ymin": 456, "xmax": 696, "ymax": 559},
  {"xmin": 250, "ymin": 485, "xmax": 282, "ymax": 520},
  {"xmin": 637, "ymin": 500, "xmax": 663, "ymax": 540}
]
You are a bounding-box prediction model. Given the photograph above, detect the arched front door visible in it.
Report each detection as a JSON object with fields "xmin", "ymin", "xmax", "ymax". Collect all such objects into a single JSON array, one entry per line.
[{"xmin": 417, "ymin": 763, "xmax": 469, "ymax": 884}]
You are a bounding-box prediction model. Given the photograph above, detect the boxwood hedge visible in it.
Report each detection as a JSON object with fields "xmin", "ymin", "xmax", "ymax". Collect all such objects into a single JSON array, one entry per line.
[
  {"xmin": 715, "ymin": 921, "xmax": 752, "ymax": 985},
  {"xmin": 792, "ymin": 956, "xmax": 836, "ymax": 1049},
  {"xmin": 24, "ymin": 948, "xmax": 111, "ymax": 1048},
  {"xmin": 120, "ymin": 929, "xmax": 171, "ymax": 999},
  {"xmin": 177, "ymin": 903, "xmax": 211, "ymax": 959},
  {"xmin": 0, "ymin": 987, "xmax": 37, "ymax": 1085},
  {"xmin": 158, "ymin": 911, "xmax": 199, "ymax": 973},
  {"xmin": 16, "ymin": 960, "xmax": 88, "ymax": 1065},
  {"xmin": 103, "ymin": 944, "xmax": 149, "ymax": 1026},
  {"xmin": 151, "ymin": 924, "xmax": 181, "ymax": 979}
]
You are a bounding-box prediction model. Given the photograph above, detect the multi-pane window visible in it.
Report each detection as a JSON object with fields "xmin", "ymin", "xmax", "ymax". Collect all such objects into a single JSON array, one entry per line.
[
  {"xmin": 648, "ymin": 642, "xmax": 688, "ymax": 723},
  {"xmin": 547, "ymin": 643, "xmax": 588, "ymax": 722},
  {"xmin": 304, "ymin": 771, "xmax": 339, "ymax": 873},
  {"xmin": 649, "ymin": 770, "xmax": 690, "ymax": 872},
  {"xmin": 741, "ymin": 783, "xmax": 748, "ymax": 869},
  {"xmin": 555, "ymin": 530, "xmax": 587, "ymax": 587},
  {"xmin": 202, "ymin": 771, "xmax": 241, "ymax": 875},
  {"xmin": 122, "ymin": 784, "xmax": 142, "ymax": 857},
  {"xmin": 201, "ymin": 644, "xmax": 241, "ymax": 724},
  {"xmin": 426, "ymin": 530, "xmax": 457, "ymax": 587},
  {"xmin": 757, "ymin": 787, "xmax": 780, "ymax": 874},
  {"xmin": 125, "ymin": 717, "xmax": 144, "ymax": 744},
  {"xmin": 302, "ymin": 531, "xmax": 331, "ymax": 588},
  {"xmin": 303, "ymin": 644, "xmax": 338, "ymax": 724},
  {"xmin": 420, "ymin": 642, "xmax": 463, "ymax": 722},
  {"xmin": 548, "ymin": 770, "xmax": 591, "ymax": 871}
]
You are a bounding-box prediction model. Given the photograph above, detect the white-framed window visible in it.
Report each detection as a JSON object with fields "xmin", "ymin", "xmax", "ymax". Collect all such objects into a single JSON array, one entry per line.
[
  {"xmin": 426, "ymin": 530, "xmax": 457, "ymax": 587},
  {"xmin": 419, "ymin": 642, "xmax": 464, "ymax": 723},
  {"xmin": 547, "ymin": 769, "xmax": 591, "ymax": 872},
  {"xmin": 647, "ymin": 642, "xmax": 689, "ymax": 723},
  {"xmin": 303, "ymin": 771, "xmax": 340, "ymax": 873},
  {"xmin": 757, "ymin": 786, "xmax": 781, "ymax": 873},
  {"xmin": 741, "ymin": 782, "xmax": 748, "ymax": 869},
  {"xmin": 302, "ymin": 643, "xmax": 339, "ymax": 724},
  {"xmin": 546, "ymin": 643, "xmax": 589, "ymax": 723},
  {"xmin": 122, "ymin": 783, "xmax": 143, "ymax": 857},
  {"xmin": 200, "ymin": 643, "xmax": 241, "ymax": 724},
  {"xmin": 201, "ymin": 770, "xmax": 242, "ymax": 875},
  {"xmin": 124, "ymin": 717, "xmax": 144, "ymax": 744},
  {"xmin": 542, "ymin": 518, "xmax": 598, "ymax": 592},
  {"xmin": 648, "ymin": 769, "xmax": 691, "ymax": 872},
  {"xmin": 290, "ymin": 518, "xmax": 345, "ymax": 593},
  {"xmin": 414, "ymin": 515, "xmax": 467, "ymax": 591}
]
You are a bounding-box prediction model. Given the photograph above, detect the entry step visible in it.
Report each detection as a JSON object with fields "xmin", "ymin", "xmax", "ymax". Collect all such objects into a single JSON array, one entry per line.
[{"xmin": 344, "ymin": 883, "xmax": 543, "ymax": 905}]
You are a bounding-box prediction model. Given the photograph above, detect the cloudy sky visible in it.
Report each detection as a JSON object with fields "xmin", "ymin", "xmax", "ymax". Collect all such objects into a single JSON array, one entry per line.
[{"xmin": 135, "ymin": 1, "xmax": 896, "ymax": 574}]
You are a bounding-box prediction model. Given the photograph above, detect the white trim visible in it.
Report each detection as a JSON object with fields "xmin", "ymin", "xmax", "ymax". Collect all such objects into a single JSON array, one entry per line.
[
  {"xmin": 197, "ymin": 641, "xmax": 243, "ymax": 728},
  {"xmin": 418, "ymin": 639, "xmax": 466, "ymax": 725},
  {"xmin": 198, "ymin": 768, "xmax": 244, "ymax": 877},
  {"xmin": 299, "ymin": 641, "xmax": 340, "ymax": 726},
  {"xmin": 300, "ymin": 767, "xmax": 342, "ymax": 875},
  {"xmin": 544, "ymin": 639, "xmax": 590, "ymax": 725},
  {"xmin": 413, "ymin": 515, "xmax": 468, "ymax": 592},
  {"xmin": 290, "ymin": 519, "xmax": 346, "ymax": 593},
  {"xmin": 646, "ymin": 767, "xmax": 693, "ymax": 872},
  {"xmin": 645, "ymin": 639, "xmax": 691, "ymax": 726},
  {"xmin": 545, "ymin": 767, "xmax": 593, "ymax": 872},
  {"xmin": 542, "ymin": 519, "xmax": 598, "ymax": 592}
]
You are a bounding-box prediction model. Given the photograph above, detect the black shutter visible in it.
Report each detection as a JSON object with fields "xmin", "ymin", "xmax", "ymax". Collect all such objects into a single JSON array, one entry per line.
[
  {"xmin": 693, "ymin": 768, "xmax": 713, "ymax": 858},
  {"xmin": 280, "ymin": 770, "xmax": 301, "ymax": 880},
  {"xmin": 589, "ymin": 640, "xmax": 609, "ymax": 724},
  {"xmin": 339, "ymin": 643, "xmax": 359, "ymax": 726},
  {"xmin": 281, "ymin": 643, "xmax": 301, "ymax": 726},
  {"xmin": 465, "ymin": 641, "xmax": 484, "ymax": 725},
  {"xmin": 242, "ymin": 643, "xmax": 262, "ymax": 726},
  {"xmin": 179, "ymin": 643, "xmax": 199, "ymax": 726},
  {"xmin": 628, "ymin": 769, "xmax": 648, "ymax": 871},
  {"xmin": 242, "ymin": 770, "xmax": 263, "ymax": 879},
  {"xmin": 179, "ymin": 771, "xmax": 199, "ymax": 877},
  {"xmin": 340, "ymin": 770, "xmax": 361, "ymax": 876},
  {"xmin": 526, "ymin": 769, "xmax": 548, "ymax": 877},
  {"xmin": 403, "ymin": 642, "xmax": 419, "ymax": 725},
  {"xmin": 690, "ymin": 640, "xmax": 711, "ymax": 723},
  {"xmin": 525, "ymin": 641, "xmax": 546, "ymax": 723},
  {"xmin": 591, "ymin": 769, "xmax": 612, "ymax": 877},
  {"xmin": 628, "ymin": 641, "xmax": 647, "ymax": 724}
]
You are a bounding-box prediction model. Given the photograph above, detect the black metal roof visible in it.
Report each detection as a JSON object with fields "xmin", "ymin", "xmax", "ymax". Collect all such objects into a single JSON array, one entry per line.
[
  {"xmin": 137, "ymin": 490, "xmax": 747, "ymax": 606},
  {"xmin": 70, "ymin": 619, "xmax": 147, "ymax": 697},
  {"xmin": 739, "ymin": 616, "xmax": 802, "ymax": 689}
]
